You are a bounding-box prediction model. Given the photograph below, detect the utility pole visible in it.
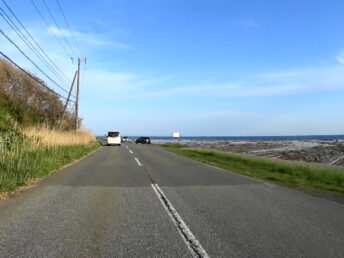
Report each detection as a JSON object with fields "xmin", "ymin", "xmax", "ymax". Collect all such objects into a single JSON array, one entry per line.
[
  {"xmin": 74, "ymin": 58, "xmax": 80, "ymax": 132},
  {"xmin": 74, "ymin": 57, "xmax": 86, "ymax": 132},
  {"xmin": 58, "ymin": 70, "xmax": 77, "ymax": 130}
]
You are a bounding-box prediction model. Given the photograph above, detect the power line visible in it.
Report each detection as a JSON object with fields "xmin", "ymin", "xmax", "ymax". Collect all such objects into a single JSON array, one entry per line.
[
  {"xmin": 41, "ymin": 0, "xmax": 77, "ymax": 57},
  {"xmin": 0, "ymin": 27, "xmax": 74, "ymax": 97},
  {"xmin": 29, "ymin": 0, "xmax": 72, "ymax": 59},
  {"xmin": 0, "ymin": 50, "xmax": 73, "ymax": 102},
  {"xmin": 1, "ymin": 0, "xmax": 72, "ymax": 85},
  {"xmin": 0, "ymin": 8, "xmax": 71, "ymax": 87},
  {"xmin": 55, "ymin": 0, "xmax": 82, "ymax": 56}
]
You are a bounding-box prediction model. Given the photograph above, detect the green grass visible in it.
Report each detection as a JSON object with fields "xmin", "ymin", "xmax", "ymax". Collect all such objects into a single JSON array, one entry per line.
[
  {"xmin": 0, "ymin": 58, "xmax": 99, "ymax": 193},
  {"xmin": 0, "ymin": 140, "xmax": 99, "ymax": 192},
  {"xmin": 160, "ymin": 144, "xmax": 344, "ymax": 194}
]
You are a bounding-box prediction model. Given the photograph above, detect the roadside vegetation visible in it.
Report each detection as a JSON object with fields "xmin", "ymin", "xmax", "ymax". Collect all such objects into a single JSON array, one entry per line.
[
  {"xmin": 0, "ymin": 129, "xmax": 98, "ymax": 193},
  {"xmin": 0, "ymin": 58, "xmax": 99, "ymax": 194},
  {"xmin": 160, "ymin": 144, "xmax": 344, "ymax": 194},
  {"xmin": 0, "ymin": 58, "xmax": 77, "ymax": 131}
]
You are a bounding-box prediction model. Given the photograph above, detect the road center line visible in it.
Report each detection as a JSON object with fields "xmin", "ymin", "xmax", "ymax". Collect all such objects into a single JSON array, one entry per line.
[
  {"xmin": 129, "ymin": 150, "xmax": 133, "ymax": 154},
  {"xmin": 134, "ymin": 157, "xmax": 142, "ymax": 166},
  {"xmin": 151, "ymin": 183, "xmax": 209, "ymax": 258}
]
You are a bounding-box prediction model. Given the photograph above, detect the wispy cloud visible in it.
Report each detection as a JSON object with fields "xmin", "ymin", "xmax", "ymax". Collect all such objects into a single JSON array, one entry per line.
[
  {"xmin": 127, "ymin": 65, "xmax": 344, "ymax": 98},
  {"xmin": 48, "ymin": 26, "xmax": 129, "ymax": 49},
  {"xmin": 238, "ymin": 19, "xmax": 258, "ymax": 28},
  {"xmin": 0, "ymin": 22, "xmax": 130, "ymax": 98},
  {"xmin": 47, "ymin": 26, "xmax": 70, "ymax": 37},
  {"xmin": 337, "ymin": 52, "xmax": 344, "ymax": 64},
  {"xmin": 82, "ymin": 69, "xmax": 169, "ymax": 97}
]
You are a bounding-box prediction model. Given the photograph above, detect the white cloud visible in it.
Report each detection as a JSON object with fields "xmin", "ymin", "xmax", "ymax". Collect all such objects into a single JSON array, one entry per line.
[
  {"xmin": 81, "ymin": 69, "xmax": 169, "ymax": 95},
  {"xmin": 126, "ymin": 65, "xmax": 344, "ymax": 99},
  {"xmin": 337, "ymin": 53, "xmax": 344, "ymax": 64},
  {"xmin": 238, "ymin": 19, "xmax": 258, "ymax": 28},
  {"xmin": 47, "ymin": 26, "xmax": 69, "ymax": 37},
  {"xmin": 48, "ymin": 26, "xmax": 129, "ymax": 49},
  {"xmin": 0, "ymin": 22, "xmax": 131, "ymax": 101}
]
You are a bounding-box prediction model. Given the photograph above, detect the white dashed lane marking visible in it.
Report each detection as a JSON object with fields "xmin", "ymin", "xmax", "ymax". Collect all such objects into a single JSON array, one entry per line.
[
  {"xmin": 134, "ymin": 157, "xmax": 142, "ymax": 166},
  {"xmin": 129, "ymin": 150, "xmax": 133, "ymax": 154}
]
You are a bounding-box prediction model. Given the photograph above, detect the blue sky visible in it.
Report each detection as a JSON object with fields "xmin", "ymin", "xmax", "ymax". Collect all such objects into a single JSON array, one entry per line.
[{"xmin": 1, "ymin": 0, "xmax": 344, "ymax": 136}]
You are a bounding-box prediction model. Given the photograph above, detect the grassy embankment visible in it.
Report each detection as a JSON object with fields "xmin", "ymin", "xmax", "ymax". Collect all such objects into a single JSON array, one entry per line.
[
  {"xmin": 0, "ymin": 127, "xmax": 99, "ymax": 193},
  {"xmin": 160, "ymin": 144, "xmax": 344, "ymax": 194},
  {"xmin": 0, "ymin": 58, "xmax": 99, "ymax": 195}
]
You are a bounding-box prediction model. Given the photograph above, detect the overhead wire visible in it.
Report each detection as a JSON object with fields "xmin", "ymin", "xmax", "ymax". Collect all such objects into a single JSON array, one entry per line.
[
  {"xmin": 41, "ymin": 0, "xmax": 77, "ymax": 57},
  {"xmin": 0, "ymin": 50, "xmax": 73, "ymax": 102},
  {"xmin": 1, "ymin": 0, "xmax": 72, "ymax": 85},
  {"xmin": 29, "ymin": 0, "xmax": 72, "ymax": 59},
  {"xmin": 0, "ymin": 8, "xmax": 71, "ymax": 87},
  {"xmin": 0, "ymin": 27, "xmax": 74, "ymax": 97},
  {"xmin": 55, "ymin": 0, "xmax": 82, "ymax": 56},
  {"xmin": 0, "ymin": 0, "xmax": 82, "ymax": 106}
]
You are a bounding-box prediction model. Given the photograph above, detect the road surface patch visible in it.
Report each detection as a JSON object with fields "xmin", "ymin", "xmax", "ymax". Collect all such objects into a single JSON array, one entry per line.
[{"xmin": 151, "ymin": 183, "xmax": 209, "ymax": 258}]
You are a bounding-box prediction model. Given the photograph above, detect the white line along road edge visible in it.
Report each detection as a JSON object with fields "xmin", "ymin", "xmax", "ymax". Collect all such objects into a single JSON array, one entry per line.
[
  {"xmin": 151, "ymin": 183, "xmax": 210, "ymax": 258},
  {"xmin": 134, "ymin": 157, "xmax": 142, "ymax": 166}
]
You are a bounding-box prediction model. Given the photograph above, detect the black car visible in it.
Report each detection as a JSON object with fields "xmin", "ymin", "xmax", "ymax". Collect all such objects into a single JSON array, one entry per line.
[{"xmin": 135, "ymin": 137, "xmax": 151, "ymax": 144}]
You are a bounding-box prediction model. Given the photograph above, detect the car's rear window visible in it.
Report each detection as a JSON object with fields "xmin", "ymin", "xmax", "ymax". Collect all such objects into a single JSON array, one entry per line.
[{"xmin": 108, "ymin": 132, "xmax": 119, "ymax": 137}]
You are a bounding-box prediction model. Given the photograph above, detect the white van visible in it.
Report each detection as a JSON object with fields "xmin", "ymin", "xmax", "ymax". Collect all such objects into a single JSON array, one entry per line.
[{"xmin": 106, "ymin": 131, "xmax": 121, "ymax": 146}]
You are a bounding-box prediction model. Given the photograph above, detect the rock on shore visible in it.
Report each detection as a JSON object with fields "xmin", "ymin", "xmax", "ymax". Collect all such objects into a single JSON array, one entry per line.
[{"xmin": 153, "ymin": 139, "xmax": 344, "ymax": 167}]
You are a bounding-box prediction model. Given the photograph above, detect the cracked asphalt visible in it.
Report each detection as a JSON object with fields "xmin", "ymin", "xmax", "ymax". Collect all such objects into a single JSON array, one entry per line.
[{"xmin": 0, "ymin": 144, "xmax": 344, "ymax": 257}]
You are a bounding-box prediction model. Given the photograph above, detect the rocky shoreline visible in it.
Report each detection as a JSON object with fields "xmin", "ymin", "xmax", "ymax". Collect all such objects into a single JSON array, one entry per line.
[{"xmin": 152, "ymin": 139, "xmax": 344, "ymax": 167}]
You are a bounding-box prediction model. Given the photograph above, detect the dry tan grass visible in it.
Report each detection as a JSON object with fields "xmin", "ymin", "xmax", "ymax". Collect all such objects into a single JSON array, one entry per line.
[
  {"xmin": 23, "ymin": 126, "xmax": 96, "ymax": 147},
  {"xmin": 0, "ymin": 126, "xmax": 95, "ymax": 164},
  {"xmin": 0, "ymin": 126, "xmax": 98, "ymax": 194}
]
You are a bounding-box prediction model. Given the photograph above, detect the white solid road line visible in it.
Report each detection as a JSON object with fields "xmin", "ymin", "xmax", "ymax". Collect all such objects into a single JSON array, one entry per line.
[
  {"xmin": 151, "ymin": 183, "xmax": 210, "ymax": 258},
  {"xmin": 263, "ymin": 182, "xmax": 275, "ymax": 187},
  {"xmin": 134, "ymin": 157, "xmax": 142, "ymax": 166},
  {"xmin": 129, "ymin": 150, "xmax": 133, "ymax": 154}
]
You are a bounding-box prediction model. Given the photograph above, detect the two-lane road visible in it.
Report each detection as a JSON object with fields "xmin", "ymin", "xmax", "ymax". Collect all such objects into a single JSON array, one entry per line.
[{"xmin": 0, "ymin": 144, "xmax": 344, "ymax": 257}]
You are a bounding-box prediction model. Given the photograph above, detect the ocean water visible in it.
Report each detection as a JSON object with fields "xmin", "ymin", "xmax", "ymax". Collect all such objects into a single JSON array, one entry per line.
[
  {"xmin": 98, "ymin": 135, "xmax": 344, "ymax": 141},
  {"xmin": 147, "ymin": 135, "xmax": 344, "ymax": 141}
]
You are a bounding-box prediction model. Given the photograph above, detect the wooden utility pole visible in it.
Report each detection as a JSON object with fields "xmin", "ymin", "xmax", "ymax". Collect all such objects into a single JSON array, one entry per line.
[
  {"xmin": 58, "ymin": 70, "xmax": 77, "ymax": 130},
  {"xmin": 73, "ymin": 57, "xmax": 86, "ymax": 132},
  {"xmin": 74, "ymin": 58, "xmax": 80, "ymax": 132}
]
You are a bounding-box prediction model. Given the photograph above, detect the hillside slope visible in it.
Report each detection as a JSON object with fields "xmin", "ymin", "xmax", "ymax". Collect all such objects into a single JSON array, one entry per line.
[{"xmin": 0, "ymin": 58, "xmax": 75, "ymax": 131}]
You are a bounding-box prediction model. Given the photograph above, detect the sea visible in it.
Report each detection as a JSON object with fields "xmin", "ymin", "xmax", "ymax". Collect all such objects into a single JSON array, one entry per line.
[{"xmin": 127, "ymin": 135, "xmax": 344, "ymax": 141}]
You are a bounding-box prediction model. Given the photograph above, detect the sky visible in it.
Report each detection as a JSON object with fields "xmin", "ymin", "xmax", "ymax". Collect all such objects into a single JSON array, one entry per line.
[{"xmin": 1, "ymin": 0, "xmax": 344, "ymax": 136}]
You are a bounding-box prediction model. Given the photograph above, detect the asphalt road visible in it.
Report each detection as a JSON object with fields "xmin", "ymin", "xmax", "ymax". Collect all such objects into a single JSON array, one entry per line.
[{"xmin": 0, "ymin": 144, "xmax": 344, "ymax": 257}]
